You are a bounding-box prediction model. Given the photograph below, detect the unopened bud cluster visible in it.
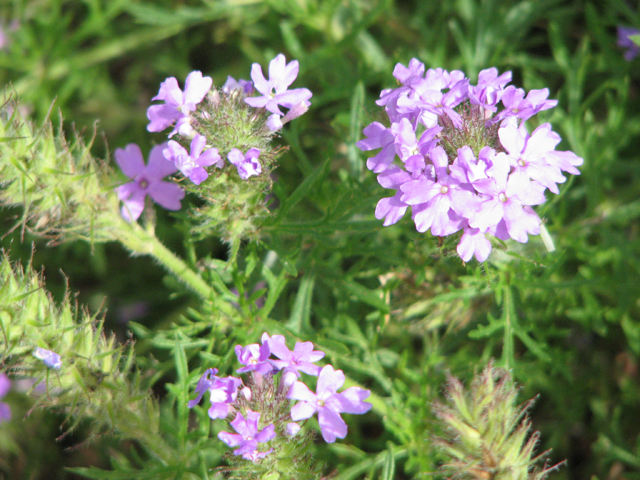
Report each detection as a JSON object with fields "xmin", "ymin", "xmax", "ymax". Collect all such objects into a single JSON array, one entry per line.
[
  {"xmin": 432, "ymin": 365, "xmax": 560, "ymax": 480},
  {"xmin": 115, "ymin": 54, "xmax": 312, "ymax": 242},
  {"xmin": 358, "ymin": 59, "xmax": 583, "ymax": 262},
  {"xmin": 189, "ymin": 333, "xmax": 372, "ymax": 479}
]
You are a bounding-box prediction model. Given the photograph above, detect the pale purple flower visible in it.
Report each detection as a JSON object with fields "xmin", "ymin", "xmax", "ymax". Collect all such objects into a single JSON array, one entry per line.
[
  {"xmin": 286, "ymin": 422, "xmax": 301, "ymax": 436},
  {"xmin": 374, "ymin": 165, "xmax": 412, "ymax": 226},
  {"xmin": 497, "ymin": 121, "xmax": 566, "ymax": 194},
  {"xmin": 618, "ymin": 27, "xmax": 640, "ymax": 61},
  {"xmin": 288, "ymin": 365, "xmax": 372, "ymax": 443},
  {"xmin": 0, "ymin": 373, "xmax": 11, "ymax": 422},
  {"xmin": 400, "ymin": 146, "xmax": 477, "ymax": 236},
  {"xmin": 266, "ymin": 114, "xmax": 283, "ymax": 132},
  {"xmin": 469, "ymin": 156, "xmax": 546, "ymax": 243},
  {"xmin": 245, "ymin": 54, "xmax": 313, "ymax": 115},
  {"xmin": 468, "ymin": 68, "xmax": 512, "ymax": 112},
  {"xmin": 115, "ymin": 144, "xmax": 185, "ymax": 221},
  {"xmin": 227, "ymin": 148, "xmax": 262, "ymax": 179},
  {"xmin": 265, "ymin": 335, "xmax": 325, "ymax": 379},
  {"xmin": 188, "ymin": 368, "xmax": 217, "ymax": 408},
  {"xmin": 492, "ymin": 86, "xmax": 557, "ymax": 124},
  {"xmin": 235, "ymin": 342, "xmax": 273, "ymax": 375},
  {"xmin": 356, "ymin": 122, "xmax": 396, "ymax": 173},
  {"xmin": 163, "ymin": 134, "xmax": 223, "ymax": 185},
  {"xmin": 414, "ymin": 78, "xmax": 469, "ymax": 128},
  {"xmin": 218, "ymin": 410, "xmax": 275, "ymax": 461},
  {"xmin": 147, "ymin": 71, "xmax": 212, "ymax": 135},
  {"xmin": 222, "ymin": 76, "xmax": 254, "ymax": 95},
  {"xmin": 457, "ymin": 224, "xmax": 492, "ymax": 262},
  {"xmin": 33, "ymin": 347, "xmax": 61, "ymax": 370}
]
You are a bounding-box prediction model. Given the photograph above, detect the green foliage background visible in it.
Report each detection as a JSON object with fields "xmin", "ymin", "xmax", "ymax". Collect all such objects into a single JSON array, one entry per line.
[{"xmin": 1, "ymin": 0, "xmax": 640, "ymax": 479}]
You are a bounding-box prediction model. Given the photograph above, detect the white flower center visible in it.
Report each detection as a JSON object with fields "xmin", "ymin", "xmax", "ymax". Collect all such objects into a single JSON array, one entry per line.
[
  {"xmin": 440, "ymin": 186, "xmax": 449, "ymax": 194},
  {"xmin": 499, "ymin": 193, "xmax": 507, "ymax": 203},
  {"xmin": 518, "ymin": 158, "xmax": 526, "ymax": 167}
]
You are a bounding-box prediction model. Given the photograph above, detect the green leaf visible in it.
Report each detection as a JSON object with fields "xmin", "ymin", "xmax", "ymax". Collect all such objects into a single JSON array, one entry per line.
[
  {"xmin": 380, "ymin": 443, "xmax": 396, "ymax": 480},
  {"xmin": 286, "ymin": 274, "xmax": 315, "ymax": 334}
]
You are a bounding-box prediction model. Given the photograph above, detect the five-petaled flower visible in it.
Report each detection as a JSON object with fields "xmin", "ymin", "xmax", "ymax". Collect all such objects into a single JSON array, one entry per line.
[
  {"xmin": 287, "ymin": 365, "xmax": 372, "ymax": 443},
  {"xmin": 163, "ymin": 134, "xmax": 223, "ymax": 185},
  {"xmin": 245, "ymin": 53, "xmax": 312, "ymax": 116},
  {"xmin": 227, "ymin": 148, "xmax": 262, "ymax": 180},
  {"xmin": 218, "ymin": 410, "xmax": 275, "ymax": 461},
  {"xmin": 115, "ymin": 144, "xmax": 185, "ymax": 221},
  {"xmin": 147, "ymin": 71, "xmax": 212, "ymax": 136}
]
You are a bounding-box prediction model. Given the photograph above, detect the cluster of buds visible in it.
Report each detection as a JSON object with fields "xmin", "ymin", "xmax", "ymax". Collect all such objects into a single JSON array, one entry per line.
[
  {"xmin": 357, "ymin": 59, "xmax": 583, "ymax": 262},
  {"xmin": 115, "ymin": 54, "xmax": 312, "ymax": 241},
  {"xmin": 432, "ymin": 364, "xmax": 560, "ymax": 480},
  {"xmin": 188, "ymin": 333, "xmax": 372, "ymax": 477}
]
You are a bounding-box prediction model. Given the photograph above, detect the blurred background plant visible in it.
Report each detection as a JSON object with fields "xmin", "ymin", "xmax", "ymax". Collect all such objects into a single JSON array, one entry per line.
[{"xmin": 1, "ymin": 0, "xmax": 640, "ymax": 479}]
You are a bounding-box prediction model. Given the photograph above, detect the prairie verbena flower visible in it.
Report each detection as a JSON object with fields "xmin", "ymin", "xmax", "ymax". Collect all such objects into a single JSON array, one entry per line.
[
  {"xmin": 33, "ymin": 347, "xmax": 62, "ymax": 370},
  {"xmin": 114, "ymin": 143, "xmax": 185, "ymax": 221},
  {"xmin": 218, "ymin": 410, "xmax": 275, "ymax": 461},
  {"xmin": 287, "ymin": 365, "xmax": 372, "ymax": 443},
  {"xmin": 188, "ymin": 368, "xmax": 242, "ymax": 419},
  {"xmin": 227, "ymin": 148, "xmax": 262, "ymax": 180},
  {"xmin": 163, "ymin": 134, "xmax": 223, "ymax": 185},
  {"xmin": 358, "ymin": 59, "xmax": 583, "ymax": 262},
  {"xmin": 618, "ymin": 26, "xmax": 640, "ymax": 61},
  {"xmin": 147, "ymin": 71, "xmax": 213, "ymax": 136},
  {"xmin": 0, "ymin": 373, "xmax": 11, "ymax": 422}
]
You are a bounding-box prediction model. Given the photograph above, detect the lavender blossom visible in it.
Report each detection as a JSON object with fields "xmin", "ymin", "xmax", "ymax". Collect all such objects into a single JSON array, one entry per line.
[
  {"xmin": 147, "ymin": 71, "xmax": 212, "ymax": 136},
  {"xmin": 235, "ymin": 342, "xmax": 273, "ymax": 375},
  {"xmin": 163, "ymin": 134, "xmax": 223, "ymax": 185},
  {"xmin": 358, "ymin": 59, "xmax": 583, "ymax": 262},
  {"xmin": 0, "ymin": 373, "xmax": 11, "ymax": 422},
  {"xmin": 222, "ymin": 76, "xmax": 254, "ymax": 96},
  {"xmin": 265, "ymin": 334, "xmax": 325, "ymax": 380},
  {"xmin": 618, "ymin": 26, "xmax": 640, "ymax": 61},
  {"xmin": 33, "ymin": 347, "xmax": 62, "ymax": 370},
  {"xmin": 218, "ymin": 410, "xmax": 275, "ymax": 461},
  {"xmin": 115, "ymin": 144, "xmax": 185, "ymax": 221},
  {"xmin": 227, "ymin": 148, "xmax": 262, "ymax": 179},
  {"xmin": 287, "ymin": 365, "xmax": 372, "ymax": 443},
  {"xmin": 245, "ymin": 54, "xmax": 312, "ymax": 115}
]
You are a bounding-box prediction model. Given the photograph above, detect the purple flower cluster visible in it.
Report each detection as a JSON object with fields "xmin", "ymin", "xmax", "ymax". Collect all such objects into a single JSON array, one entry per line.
[
  {"xmin": 358, "ymin": 59, "xmax": 583, "ymax": 262},
  {"xmin": 188, "ymin": 333, "xmax": 372, "ymax": 462},
  {"xmin": 115, "ymin": 54, "xmax": 311, "ymax": 221}
]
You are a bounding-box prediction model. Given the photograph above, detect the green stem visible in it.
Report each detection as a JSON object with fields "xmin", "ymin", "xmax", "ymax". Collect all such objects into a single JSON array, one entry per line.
[{"xmin": 116, "ymin": 223, "xmax": 215, "ymax": 300}]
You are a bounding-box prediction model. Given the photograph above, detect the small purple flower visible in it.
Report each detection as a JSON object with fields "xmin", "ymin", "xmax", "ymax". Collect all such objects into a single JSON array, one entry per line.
[
  {"xmin": 207, "ymin": 376, "xmax": 242, "ymax": 419},
  {"xmin": 227, "ymin": 148, "xmax": 262, "ymax": 179},
  {"xmin": 218, "ymin": 410, "xmax": 275, "ymax": 461},
  {"xmin": 147, "ymin": 71, "xmax": 212, "ymax": 136},
  {"xmin": 492, "ymin": 86, "xmax": 557, "ymax": 124},
  {"xmin": 266, "ymin": 335, "xmax": 325, "ymax": 380},
  {"xmin": 618, "ymin": 27, "xmax": 640, "ymax": 61},
  {"xmin": 356, "ymin": 122, "xmax": 396, "ymax": 173},
  {"xmin": 235, "ymin": 342, "xmax": 273, "ymax": 375},
  {"xmin": 0, "ymin": 373, "xmax": 11, "ymax": 422},
  {"xmin": 245, "ymin": 54, "xmax": 313, "ymax": 115},
  {"xmin": 33, "ymin": 347, "xmax": 61, "ymax": 370},
  {"xmin": 115, "ymin": 144, "xmax": 185, "ymax": 221},
  {"xmin": 288, "ymin": 365, "xmax": 372, "ymax": 443},
  {"xmin": 286, "ymin": 422, "xmax": 301, "ymax": 436},
  {"xmin": 457, "ymin": 223, "xmax": 492, "ymax": 263},
  {"xmin": 163, "ymin": 134, "xmax": 223, "ymax": 185},
  {"xmin": 222, "ymin": 76, "xmax": 254, "ymax": 96},
  {"xmin": 468, "ymin": 67, "xmax": 512, "ymax": 112},
  {"xmin": 188, "ymin": 368, "xmax": 218, "ymax": 408}
]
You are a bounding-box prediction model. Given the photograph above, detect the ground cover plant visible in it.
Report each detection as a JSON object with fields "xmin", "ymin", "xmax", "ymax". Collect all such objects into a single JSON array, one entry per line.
[{"xmin": 1, "ymin": 0, "xmax": 640, "ymax": 479}]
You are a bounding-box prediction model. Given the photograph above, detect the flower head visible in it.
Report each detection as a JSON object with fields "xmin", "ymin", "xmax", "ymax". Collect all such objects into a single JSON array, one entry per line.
[
  {"xmin": 114, "ymin": 144, "xmax": 185, "ymax": 221},
  {"xmin": 287, "ymin": 365, "xmax": 372, "ymax": 443},
  {"xmin": 147, "ymin": 71, "xmax": 212, "ymax": 136},
  {"xmin": 358, "ymin": 60, "xmax": 582, "ymax": 262},
  {"xmin": 245, "ymin": 54, "xmax": 313, "ymax": 115},
  {"xmin": 33, "ymin": 347, "xmax": 62, "ymax": 370},
  {"xmin": 218, "ymin": 410, "xmax": 275, "ymax": 461},
  {"xmin": 163, "ymin": 134, "xmax": 223, "ymax": 185}
]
